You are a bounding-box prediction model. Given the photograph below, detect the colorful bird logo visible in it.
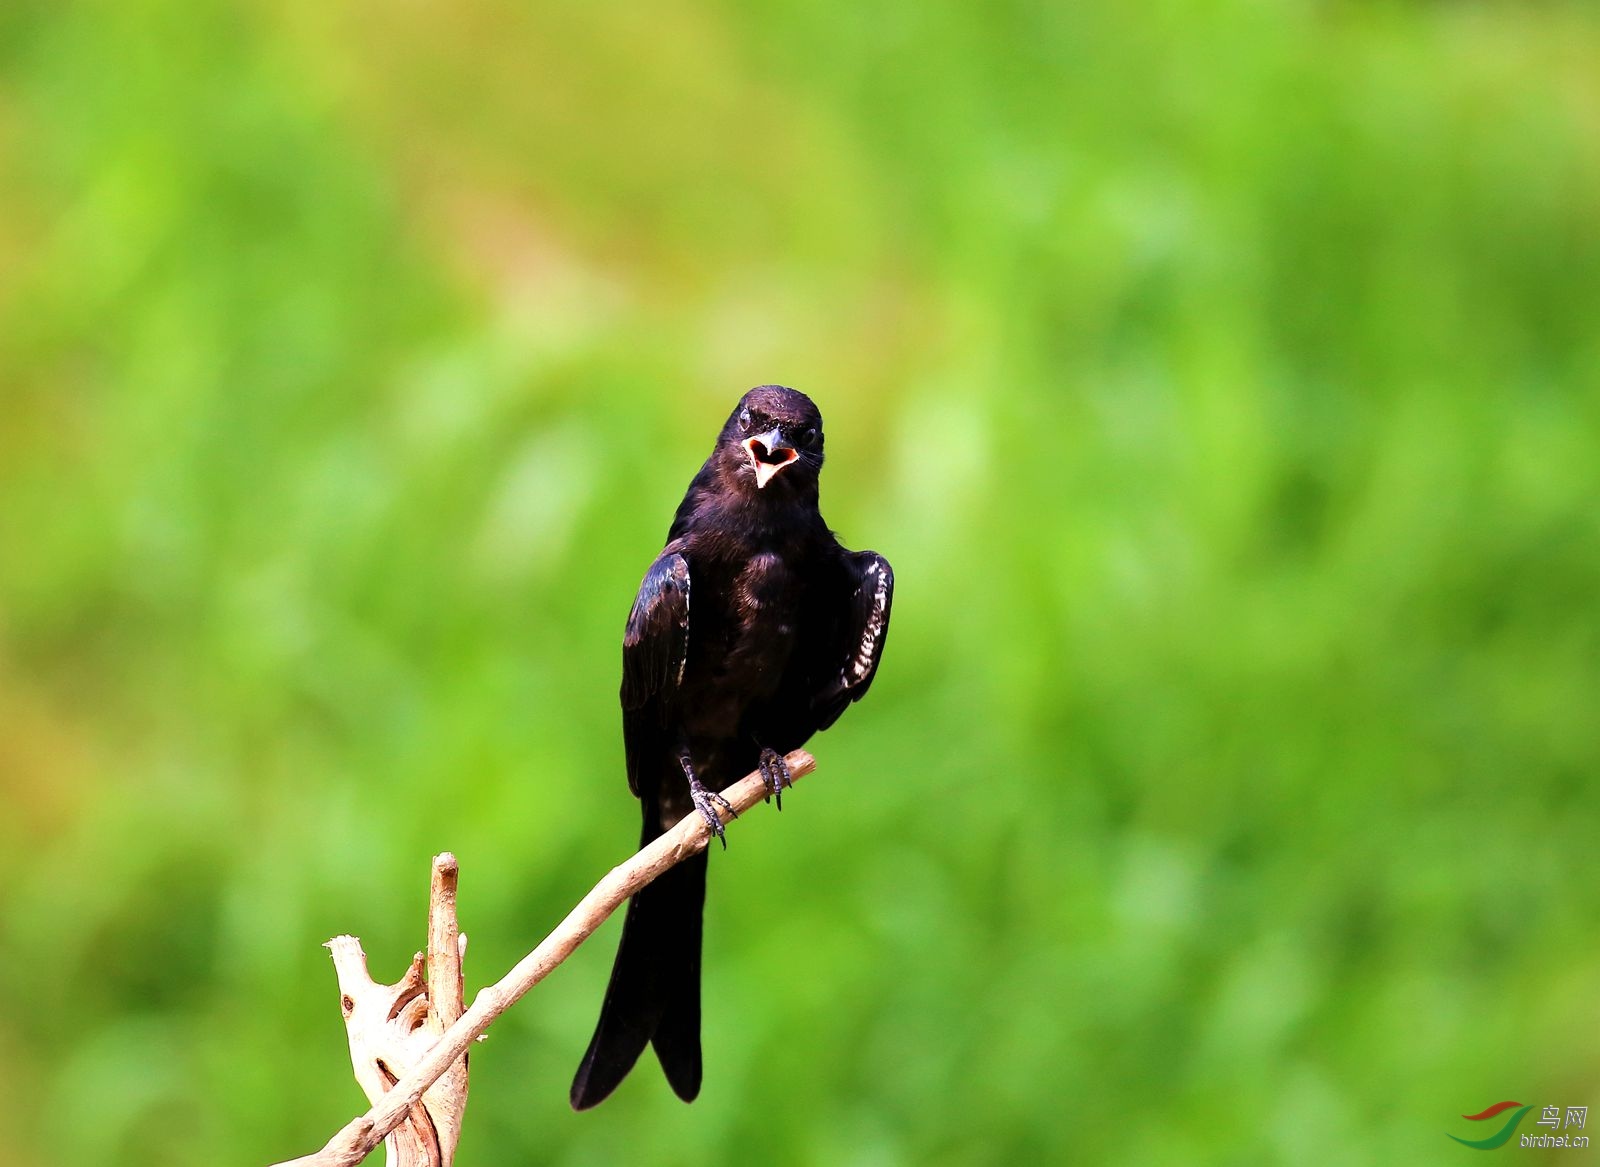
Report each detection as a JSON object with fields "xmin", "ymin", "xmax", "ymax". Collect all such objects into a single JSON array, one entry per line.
[{"xmin": 1448, "ymin": 1101, "xmax": 1533, "ymax": 1149}]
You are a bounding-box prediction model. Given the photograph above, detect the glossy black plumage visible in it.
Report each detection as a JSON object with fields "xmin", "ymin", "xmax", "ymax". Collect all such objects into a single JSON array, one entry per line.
[{"xmin": 570, "ymin": 385, "xmax": 893, "ymax": 1110}]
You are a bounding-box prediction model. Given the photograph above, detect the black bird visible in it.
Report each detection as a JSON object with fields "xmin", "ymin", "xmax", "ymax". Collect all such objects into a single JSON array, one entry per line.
[{"xmin": 570, "ymin": 385, "xmax": 894, "ymax": 1110}]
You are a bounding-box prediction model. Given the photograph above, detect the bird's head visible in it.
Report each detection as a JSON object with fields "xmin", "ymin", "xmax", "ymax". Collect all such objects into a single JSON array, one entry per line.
[{"xmin": 717, "ymin": 385, "xmax": 825, "ymax": 496}]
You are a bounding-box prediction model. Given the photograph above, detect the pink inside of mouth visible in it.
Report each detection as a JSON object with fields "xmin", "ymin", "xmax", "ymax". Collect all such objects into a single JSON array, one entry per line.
[{"xmin": 744, "ymin": 438, "xmax": 797, "ymax": 487}]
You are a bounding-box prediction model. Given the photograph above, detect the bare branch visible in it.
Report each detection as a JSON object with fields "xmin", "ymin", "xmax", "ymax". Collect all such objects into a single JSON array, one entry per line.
[
  {"xmin": 312, "ymin": 852, "xmax": 469, "ymax": 1167},
  {"xmin": 423, "ymin": 855, "xmax": 468, "ymax": 1165},
  {"xmin": 270, "ymin": 748, "xmax": 817, "ymax": 1167}
]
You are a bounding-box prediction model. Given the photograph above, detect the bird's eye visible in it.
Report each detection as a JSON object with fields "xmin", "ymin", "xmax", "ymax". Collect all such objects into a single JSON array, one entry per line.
[
  {"xmin": 738, "ymin": 408, "xmax": 752, "ymax": 433},
  {"xmin": 799, "ymin": 427, "xmax": 818, "ymax": 448}
]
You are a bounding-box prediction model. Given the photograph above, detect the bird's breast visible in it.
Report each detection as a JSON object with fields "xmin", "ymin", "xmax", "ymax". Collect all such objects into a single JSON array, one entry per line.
[
  {"xmin": 734, "ymin": 551, "xmax": 796, "ymax": 627},
  {"xmin": 680, "ymin": 549, "xmax": 804, "ymax": 719}
]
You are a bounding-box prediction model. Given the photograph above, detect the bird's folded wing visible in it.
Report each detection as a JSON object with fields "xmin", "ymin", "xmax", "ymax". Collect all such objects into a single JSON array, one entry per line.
[
  {"xmin": 812, "ymin": 550, "xmax": 893, "ymax": 730},
  {"xmin": 621, "ymin": 547, "xmax": 691, "ymax": 796}
]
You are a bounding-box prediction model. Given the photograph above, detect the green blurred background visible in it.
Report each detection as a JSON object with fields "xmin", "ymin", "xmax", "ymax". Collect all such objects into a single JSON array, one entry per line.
[{"xmin": 3, "ymin": 1, "xmax": 1598, "ymax": 1163}]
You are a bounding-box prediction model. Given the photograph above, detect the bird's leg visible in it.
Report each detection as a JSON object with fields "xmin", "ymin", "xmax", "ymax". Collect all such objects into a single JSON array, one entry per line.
[
  {"xmin": 680, "ymin": 752, "xmax": 735, "ymax": 849},
  {"xmin": 757, "ymin": 746, "xmax": 792, "ymax": 811}
]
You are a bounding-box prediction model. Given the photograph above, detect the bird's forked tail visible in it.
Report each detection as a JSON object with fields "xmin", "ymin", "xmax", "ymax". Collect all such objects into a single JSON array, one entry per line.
[{"xmin": 570, "ymin": 841, "xmax": 706, "ymax": 1109}]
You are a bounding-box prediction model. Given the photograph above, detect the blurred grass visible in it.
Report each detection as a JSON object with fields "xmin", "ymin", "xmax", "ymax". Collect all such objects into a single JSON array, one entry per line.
[{"xmin": 2, "ymin": 1, "xmax": 1599, "ymax": 1163}]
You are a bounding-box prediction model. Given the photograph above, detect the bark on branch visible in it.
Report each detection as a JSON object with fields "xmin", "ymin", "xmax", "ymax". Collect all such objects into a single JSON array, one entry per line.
[
  {"xmin": 317, "ymin": 854, "xmax": 469, "ymax": 1167},
  {"xmin": 269, "ymin": 748, "xmax": 818, "ymax": 1167}
]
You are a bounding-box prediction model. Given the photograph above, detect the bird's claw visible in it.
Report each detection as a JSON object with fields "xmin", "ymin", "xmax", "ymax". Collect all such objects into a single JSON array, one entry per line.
[
  {"xmin": 758, "ymin": 747, "xmax": 792, "ymax": 810},
  {"xmin": 689, "ymin": 779, "xmax": 736, "ymax": 849}
]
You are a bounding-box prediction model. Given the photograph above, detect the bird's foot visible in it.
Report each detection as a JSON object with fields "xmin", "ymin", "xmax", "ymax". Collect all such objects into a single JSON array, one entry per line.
[
  {"xmin": 688, "ymin": 776, "xmax": 736, "ymax": 849},
  {"xmin": 757, "ymin": 747, "xmax": 792, "ymax": 810}
]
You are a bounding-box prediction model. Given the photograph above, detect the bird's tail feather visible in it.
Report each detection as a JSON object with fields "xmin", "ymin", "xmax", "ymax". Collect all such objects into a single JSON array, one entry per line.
[{"xmin": 570, "ymin": 833, "xmax": 705, "ymax": 1109}]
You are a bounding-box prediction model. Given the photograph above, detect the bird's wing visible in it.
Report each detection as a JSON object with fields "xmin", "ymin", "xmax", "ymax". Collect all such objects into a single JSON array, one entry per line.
[
  {"xmin": 621, "ymin": 546, "xmax": 690, "ymax": 796},
  {"xmin": 811, "ymin": 550, "xmax": 893, "ymax": 731}
]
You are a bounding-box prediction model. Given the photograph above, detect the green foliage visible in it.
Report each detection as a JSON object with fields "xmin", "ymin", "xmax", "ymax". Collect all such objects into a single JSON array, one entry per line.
[{"xmin": 2, "ymin": 2, "xmax": 1598, "ymax": 1163}]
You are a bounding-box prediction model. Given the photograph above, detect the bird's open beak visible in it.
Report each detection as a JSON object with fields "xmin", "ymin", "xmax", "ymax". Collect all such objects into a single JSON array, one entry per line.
[{"xmin": 742, "ymin": 429, "xmax": 799, "ymax": 489}]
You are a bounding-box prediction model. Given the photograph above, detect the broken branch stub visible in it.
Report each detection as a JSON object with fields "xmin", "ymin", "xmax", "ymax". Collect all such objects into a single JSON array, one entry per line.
[{"xmin": 322, "ymin": 852, "xmax": 469, "ymax": 1167}]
